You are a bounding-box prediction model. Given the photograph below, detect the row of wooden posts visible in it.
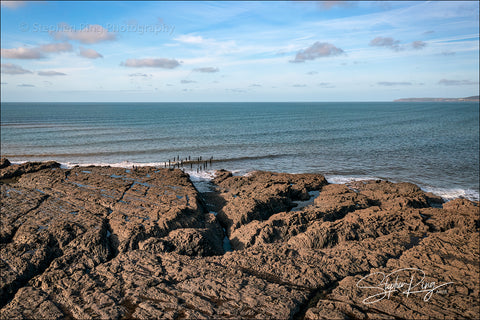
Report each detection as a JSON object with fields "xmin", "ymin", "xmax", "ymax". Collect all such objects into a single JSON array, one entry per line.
[{"xmin": 164, "ymin": 155, "xmax": 214, "ymax": 172}]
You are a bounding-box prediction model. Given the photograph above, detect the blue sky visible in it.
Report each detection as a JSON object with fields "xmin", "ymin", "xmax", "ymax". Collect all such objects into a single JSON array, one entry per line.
[{"xmin": 1, "ymin": 0, "xmax": 479, "ymax": 102}]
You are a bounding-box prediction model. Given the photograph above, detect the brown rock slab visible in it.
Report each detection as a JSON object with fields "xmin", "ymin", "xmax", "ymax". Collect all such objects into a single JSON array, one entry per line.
[
  {"xmin": 211, "ymin": 170, "xmax": 328, "ymax": 236},
  {"xmin": 1, "ymin": 160, "xmax": 478, "ymax": 319}
]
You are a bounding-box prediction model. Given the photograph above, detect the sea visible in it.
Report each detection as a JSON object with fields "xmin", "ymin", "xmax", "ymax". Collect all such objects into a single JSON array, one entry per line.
[{"xmin": 1, "ymin": 102, "xmax": 479, "ymax": 201}]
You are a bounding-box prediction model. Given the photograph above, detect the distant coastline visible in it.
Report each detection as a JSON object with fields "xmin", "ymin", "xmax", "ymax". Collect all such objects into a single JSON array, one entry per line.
[{"xmin": 394, "ymin": 95, "xmax": 479, "ymax": 102}]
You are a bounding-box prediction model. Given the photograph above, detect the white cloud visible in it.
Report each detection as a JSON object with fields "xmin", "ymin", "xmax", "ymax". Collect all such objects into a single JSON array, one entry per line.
[
  {"xmin": 174, "ymin": 34, "xmax": 205, "ymax": 44},
  {"xmin": 317, "ymin": 1, "xmax": 353, "ymax": 10},
  {"xmin": 1, "ymin": 63, "xmax": 33, "ymax": 74},
  {"xmin": 290, "ymin": 42, "xmax": 344, "ymax": 63},
  {"xmin": 377, "ymin": 81, "xmax": 412, "ymax": 86},
  {"xmin": 1, "ymin": 47, "xmax": 44, "ymax": 59},
  {"xmin": 79, "ymin": 47, "xmax": 103, "ymax": 59},
  {"xmin": 173, "ymin": 33, "xmax": 237, "ymax": 54},
  {"xmin": 40, "ymin": 42, "xmax": 73, "ymax": 53},
  {"xmin": 441, "ymin": 51, "xmax": 456, "ymax": 56},
  {"xmin": 193, "ymin": 67, "xmax": 219, "ymax": 73},
  {"xmin": 38, "ymin": 70, "xmax": 67, "ymax": 76},
  {"xmin": 411, "ymin": 41, "xmax": 427, "ymax": 50},
  {"xmin": 318, "ymin": 82, "xmax": 335, "ymax": 88},
  {"xmin": 52, "ymin": 24, "xmax": 116, "ymax": 44},
  {"xmin": 438, "ymin": 79, "xmax": 478, "ymax": 86},
  {"xmin": 129, "ymin": 73, "xmax": 152, "ymax": 77},
  {"xmin": 1, "ymin": 42, "xmax": 72, "ymax": 59},
  {"xmin": 121, "ymin": 58, "xmax": 180, "ymax": 69},
  {"xmin": 181, "ymin": 80, "xmax": 196, "ymax": 84},
  {"xmin": 369, "ymin": 37, "xmax": 401, "ymax": 51},
  {"xmin": 1, "ymin": 1, "xmax": 26, "ymax": 9}
]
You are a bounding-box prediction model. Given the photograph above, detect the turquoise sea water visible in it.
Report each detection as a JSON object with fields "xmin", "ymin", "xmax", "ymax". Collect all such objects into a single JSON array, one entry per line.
[{"xmin": 1, "ymin": 102, "xmax": 478, "ymax": 200}]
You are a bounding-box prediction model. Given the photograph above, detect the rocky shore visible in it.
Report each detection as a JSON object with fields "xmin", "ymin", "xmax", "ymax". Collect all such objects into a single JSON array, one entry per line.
[{"xmin": 0, "ymin": 159, "xmax": 478, "ymax": 319}]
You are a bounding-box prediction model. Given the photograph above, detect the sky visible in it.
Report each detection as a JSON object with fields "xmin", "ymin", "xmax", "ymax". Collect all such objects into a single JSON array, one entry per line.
[{"xmin": 1, "ymin": 0, "xmax": 479, "ymax": 102}]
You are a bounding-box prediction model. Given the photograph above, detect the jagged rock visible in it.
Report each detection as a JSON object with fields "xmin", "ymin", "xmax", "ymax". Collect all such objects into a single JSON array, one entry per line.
[
  {"xmin": 212, "ymin": 170, "xmax": 328, "ymax": 236},
  {"xmin": 212, "ymin": 169, "xmax": 232, "ymax": 184},
  {"xmin": 0, "ymin": 160, "xmax": 478, "ymax": 319},
  {"xmin": 140, "ymin": 227, "xmax": 224, "ymax": 256},
  {"xmin": 0, "ymin": 158, "xmax": 11, "ymax": 169},
  {"xmin": 312, "ymin": 220, "xmax": 480, "ymax": 319},
  {"xmin": 346, "ymin": 180, "xmax": 435, "ymax": 210},
  {"xmin": 0, "ymin": 160, "xmax": 60, "ymax": 179}
]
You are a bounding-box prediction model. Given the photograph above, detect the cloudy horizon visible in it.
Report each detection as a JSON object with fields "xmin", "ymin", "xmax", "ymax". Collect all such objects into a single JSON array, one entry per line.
[{"xmin": 1, "ymin": 0, "xmax": 478, "ymax": 102}]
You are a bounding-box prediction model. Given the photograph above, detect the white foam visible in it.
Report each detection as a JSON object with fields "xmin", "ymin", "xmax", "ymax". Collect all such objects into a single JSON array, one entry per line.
[
  {"xmin": 326, "ymin": 175, "xmax": 479, "ymax": 202},
  {"xmin": 185, "ymin": 169, "xmax": 217, "ymax": 181},
  {"xmin": 8, "ymin": 161, "xmax": 479, "ymax": 202},
  {"xmin": 422, "ymin": 186, "xmax": 479, "ymax": 202},
  {"xmin": 184, "ymin": 169, "xmax": 216, "ymax": 193},
  {"xmin": 60, "ymin": 160, "xmax": 168, "ymax": 169},
  {"xmin": 325, "ymin": 175, "xmax": 384, "ymax": 184}
]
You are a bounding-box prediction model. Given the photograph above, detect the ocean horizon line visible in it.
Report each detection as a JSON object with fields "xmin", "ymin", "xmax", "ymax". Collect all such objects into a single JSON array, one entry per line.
[{"xmin": 2, "ymin": 99, "xmax": 479, "ymax": 104}]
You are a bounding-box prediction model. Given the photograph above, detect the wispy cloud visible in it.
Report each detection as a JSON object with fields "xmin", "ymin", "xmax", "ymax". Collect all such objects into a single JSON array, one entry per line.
[
  {"xmin": 193, "ymin": 67, "xmax": 219, "ymax": 73},
  {"xmin": 173, "ymin": 33, "xmax": 237, "ymax": 54},
  {"xmin": 318, "ymin": 82, "xmax": 335, "ymax": 88},
  {"xmin": 316, "ymin": 1, "xmax": 353, "ymax": 10},
  {"xmin": 378, "ymin": 81, "xmax": 412, "ymax": 86},
  {"xmin": 40, "ymin": 42, "xmax": 73, "ymax": 53},
  {"xmin": 52, "ymin": 24, "xmax": 116, "ymax": 44},
  {"xmin": 411, "ymin": 41, "xmax": 426, "ymax": 50},
  {"xmin": 250, "ymin": 83, "xmax": 262, "ymax": 87},
  {"xmin": 38, "ymin": 70, "xmax": 67, "ymax": 76},
  {"xmin": 370, "ymin": 37, "xmax": 427, "ymax": 52},
  {"xmin": 1, "ymin": 1, "xmax": 26, "ymax": 9},
  {"xmin": 1, "ymin": 63, "xmax": 33, "ymax": 74},
  {"xmin": 1, "ymin": 47, "xmax": 43, "ymax": 59},
  {"xmin": 292, "ymin": 84, "xmax": 307, "ymax": 87},
  {"xmin": 79, "ymin": 47, "xmax": 103, "ymax": 59},
  {"xmin": 17, "ymin": 83, "xmax": 35, "ymax": 87},
  {"xmin": 441, "ymin": 51, "xmax": 456, "ymax": 56},
  {"xmin": 307, "ymin": 71, "xmax": 318, "ymax": 75},
  {"xmin": 129, "ymin": 73, "xmax": 152, "ymax": 77},
  {"xmin": 369, "ymin": 37, "xmax": 401, "ymax": 51},
  {"xmin": 438, "ymin": 79, "xmax": 478, "ymax": 86},
  {"xmin": 181, "ymin": 80, "xmax": 196, "ymax": 84},
  {"xmin": 1, "ymin": 42, "xmax": 72, "ymax": 59},
  {"xmin": 174, "ymin": 34, "xmax": 205, "ymax": 44},
  {"xmin": 225, "ymin": 88, "xmax": 246, "ymax": 93},
  {"xmin": 121, "ymin": 58, "xmax": 180, "ymax": 69},
  {"xmin": 290, "ymin": 42, "xmax": 344, "ymax": 63}
]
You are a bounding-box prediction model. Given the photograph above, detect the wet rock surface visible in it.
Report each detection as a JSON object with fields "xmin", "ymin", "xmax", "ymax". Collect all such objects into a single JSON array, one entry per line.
[{"xmin": 0, "ymin": 161, "xmax": 478, "ymax": 319}]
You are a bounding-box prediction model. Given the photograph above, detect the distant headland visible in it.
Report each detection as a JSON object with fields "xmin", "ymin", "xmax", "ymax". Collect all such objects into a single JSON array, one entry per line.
[{"xmin": 394, "ymin": 95, "xmax": 479, "ymax": 102}]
